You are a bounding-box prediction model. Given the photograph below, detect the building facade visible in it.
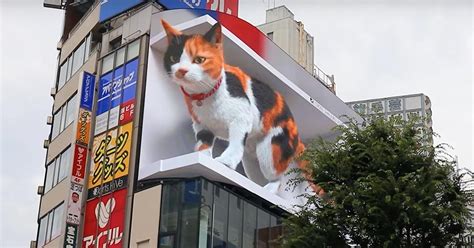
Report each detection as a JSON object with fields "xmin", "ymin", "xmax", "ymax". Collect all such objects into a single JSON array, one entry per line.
[
  {"xmin": 35, "ymin": 1, "xmax": 361, "ymax": 248},
  {"xmin": 347, "ymin": 93, "xmax": 433, "ymax": 144}
]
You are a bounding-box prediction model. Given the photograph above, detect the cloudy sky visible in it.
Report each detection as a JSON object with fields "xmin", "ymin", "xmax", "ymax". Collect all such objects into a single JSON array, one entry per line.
[{"xmin": 1, "ymin": 0, "xmax": 472, "ymax": 246}]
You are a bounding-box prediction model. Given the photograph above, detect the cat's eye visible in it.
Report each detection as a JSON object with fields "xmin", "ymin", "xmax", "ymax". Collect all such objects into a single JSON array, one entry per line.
[
  {"xmin": 193, "ymin": 56, "xmax": 206, "ymax": 64},
  {"xmin": 170, "ymin": 55, "xmax": 177, "ymax": 63}
]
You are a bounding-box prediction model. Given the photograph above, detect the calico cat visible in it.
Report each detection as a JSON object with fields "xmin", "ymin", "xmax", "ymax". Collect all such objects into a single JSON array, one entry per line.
[{"xmin": 161, "ymin": 20, "xmax": 322, "ymax": 194}]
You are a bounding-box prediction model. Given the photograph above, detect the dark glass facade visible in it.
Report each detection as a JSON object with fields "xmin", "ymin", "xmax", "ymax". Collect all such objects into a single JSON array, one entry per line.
[{"xmin": 158, "ymin": 178, "xmax": 283, "ymax": 248}]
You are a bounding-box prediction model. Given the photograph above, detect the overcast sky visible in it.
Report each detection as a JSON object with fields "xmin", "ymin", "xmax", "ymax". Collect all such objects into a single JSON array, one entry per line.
[{"xmin": 1, "ymin": 0, "xmax": 472, "ymax": 246}]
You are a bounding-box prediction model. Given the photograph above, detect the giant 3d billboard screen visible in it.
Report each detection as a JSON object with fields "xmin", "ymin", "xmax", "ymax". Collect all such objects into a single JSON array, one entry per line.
[{"xmin": 138, "ymin": 9, "xmax": 359, "ymax": 208}]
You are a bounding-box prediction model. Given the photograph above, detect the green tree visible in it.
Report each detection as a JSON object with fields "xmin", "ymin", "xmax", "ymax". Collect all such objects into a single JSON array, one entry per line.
[{"xmin": 282, "ymin": 117, "xmax": 472, "ymax": 248}]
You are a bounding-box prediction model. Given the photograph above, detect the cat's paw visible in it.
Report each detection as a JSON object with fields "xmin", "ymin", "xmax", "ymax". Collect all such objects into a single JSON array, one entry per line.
[
  {"xmin": 194, "ymin": 141, "xmax": 211, "ymax": 152},
  {"xmin": 215, "ymin": 155, "xmax": 240, "ymax": 170},
  {"xmin": 263, "ymin": 181, "xmax": 281, "ymax": 194}
]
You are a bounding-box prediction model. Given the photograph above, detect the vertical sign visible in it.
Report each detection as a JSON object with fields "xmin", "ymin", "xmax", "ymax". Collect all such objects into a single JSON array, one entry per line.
[{"xmin": 64, "ymin": 72, "xmax": 95, "ymax": 248}]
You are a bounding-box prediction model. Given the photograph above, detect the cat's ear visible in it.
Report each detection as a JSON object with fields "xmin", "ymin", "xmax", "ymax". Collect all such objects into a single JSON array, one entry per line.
[
  {"xmin": 204, "ymin": 23, "xmax": 223, "ymax": 46},
  {"xmin": 161, "ymin": 19, "xmax": 182, "ymax": 44}
]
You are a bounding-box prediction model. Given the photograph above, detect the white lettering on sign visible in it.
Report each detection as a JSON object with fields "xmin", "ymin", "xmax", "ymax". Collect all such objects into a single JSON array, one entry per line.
[
  {"xmin": 83, "ymin": 227, "xmax": 123, "ymax": 248},
  {"xmin": 101, "ymin": 71, "xmax": 135, "ymax": 96}
]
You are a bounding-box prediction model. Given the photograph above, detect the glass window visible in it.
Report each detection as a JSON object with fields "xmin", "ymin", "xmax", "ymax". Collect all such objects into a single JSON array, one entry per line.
[
  {"xmin": 53, "ymin": 159, "xmax": 60, "ymax": 186},
  {"xmin": 67, "ymin": 55, "xmax": 73, "ymax": 81},
  {"xmin": 102, "ymin": 53, "xmax": 114, "ymax": 73},
  {"xmin": 51, "ymin": 109, "xmax": 62, "ymax": 139},
  {"xmin": 116, "ymin": 47, "xmax": 126, "ymax": 67},
  {"xmin": 243, "ymin": 202, "xmax": 257, "ymax": 248},
  {"xmin": 199, "ymin": 179, "xmax": 213, "ymax": 248},
  {"xmin": 72, "ymin": 41, "xmax": 86, "ymax": 76},
  {"xmin": 159, "ymin": 183, "xmax": 181, "ymax": 248},
  {"xmin": 65, "ymin": 94, "xmax": 77, "ymax": 127},
  {"xmin": 59, "ymin": 147, "xmax": 71, "ymax": 182},
  {"xmin": 257, "ymin": 209, "xmax": 270, "ymax": 248},
  {"xmin": 228, "ymin": 194, "xmax": 243, "ymax": 248},
  {"xmin": 180, "ymin": 180, "xmax": 200, "ymax": 248},
  {"xmin": 37, "ymin": 215, "xmax": 48, "ymax": 247},
  {"xmin": 84, "ymin": 35, "xmax": 91, "ymax": 61},
  {"xmin": 46, "ymin": 209, "xmax": 54, "ymax": 242},
  {"xmin": 60, "ymin": 105, "xmax": 67, "ymax": 133},
  {"xmin": 269, "ymin": 216, "xmax": 280, "ymax": 248},
  {"xmin": 127, "ymin": 39, "xmax": 140, "ymax": 60},
  {"xmin": 58, "ymin": 62, "xmax": 68, "ymax": 89},
  {"xmin": 51, "ymin": 203, "xmax": 64, "ymax": 239},
  {"xmin": 213, "ymin": 187, "xmax": 229, "ymax": 248},
  {"xmin": 44, "ymin": 163, "xmax": 54, "ymax": 192}
]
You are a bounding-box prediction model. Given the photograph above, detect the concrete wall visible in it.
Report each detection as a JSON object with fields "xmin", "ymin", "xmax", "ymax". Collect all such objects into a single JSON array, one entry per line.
[{"xmin": 129, "ymin": 186, "xmax": 162, "ymax": 248}]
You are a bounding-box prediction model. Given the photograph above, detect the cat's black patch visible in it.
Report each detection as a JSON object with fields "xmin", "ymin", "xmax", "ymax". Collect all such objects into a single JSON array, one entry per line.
[
  {"xmin": 243, "ymin": 132, "xmax": 248, "ymax": 146},
  {"xmin": 251, "ymin": 79, "xmax": 276, "ymax": 118},
  {"xmin": 271, "ymin": 128, "xmax": 295, "ymax": 162},
  {"xmin": 225, "ymin": 72, "xmax": 249, "ymax": 101},
  {"xmin": 163, "ymin": 34, "xmax": 190, "ymax": 73},
  {"xmin": 273, "ymin": 102, "xmax": 294, "ymax": 126},
  {"xmin": 196, "ymin": 129, "xmax": 214, "ymax": 145}
]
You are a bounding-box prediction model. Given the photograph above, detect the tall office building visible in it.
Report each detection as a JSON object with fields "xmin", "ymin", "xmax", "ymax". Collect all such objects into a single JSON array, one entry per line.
[
  {"xmin": 257, "ymin": 6, "xmax": 336, "ymax": 93},
  {"xmin": 35, "ymin": 1, "xmax": 360, "ymax": 247},
  {"xmin": 346, "ymin": 93, "xmax": 433, "ymax": 144}
]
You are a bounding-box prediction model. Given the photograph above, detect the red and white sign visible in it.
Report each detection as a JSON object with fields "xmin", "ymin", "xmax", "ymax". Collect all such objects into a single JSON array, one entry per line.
[
  {"xmin": 72, "ymin": 144, "xmax": 88, "ymax": 184},
  {"xmin": 206, "ymin": 0, "xmax": 239, "ymax": 16},
  {"xmin": 119, "ymin": 99, "xmax": 135, "ymax": 125},
  {"xmin": 82, "ymin": 189, "xmax": 127, "ymax": 248}
]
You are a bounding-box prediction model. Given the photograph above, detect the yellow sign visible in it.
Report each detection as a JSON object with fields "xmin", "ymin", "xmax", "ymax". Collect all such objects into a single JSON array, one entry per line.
[
  {"xmin": 76, "ymin": 108, "xmax": 92, "ymax": 145},
  {"xmin": 88, "ymin": 122, "xmax": 133, "ymax": 190}
]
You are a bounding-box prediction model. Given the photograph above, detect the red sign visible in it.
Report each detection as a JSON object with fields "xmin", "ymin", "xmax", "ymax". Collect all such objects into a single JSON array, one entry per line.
[
  {"xmin": 82, "ymin": 189, "xmax": 127, "ymax": 248},
  {"xmin": 207, "ymin": 0, "xmax": 239, "ymax": 16},
  {"xmin": 119, "ymin": 99, "xmax": 135, "ymax": 125},
  {"xmin": 72, "ymin": 144, "xmax": 87, "ymax": 184}
]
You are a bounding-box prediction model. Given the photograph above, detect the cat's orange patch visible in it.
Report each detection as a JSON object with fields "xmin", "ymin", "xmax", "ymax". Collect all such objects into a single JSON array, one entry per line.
[
  {"xmin": 184, "ymin": 36, "xmax": 223, "ymax": 79},
  {"xmin": 272, "ymin": 144, "xmax": 290, "ymax": 174},
  {"xmin": 198, "ymin": 143, "xmax": 210, "ymax": 151},
  {"xmin": 224, "ymin": 65, "xmax": 249, "ymax": 91},
  {"xmin": 262, "ymin": 93, "xmax": 285, "ymax": 133}
]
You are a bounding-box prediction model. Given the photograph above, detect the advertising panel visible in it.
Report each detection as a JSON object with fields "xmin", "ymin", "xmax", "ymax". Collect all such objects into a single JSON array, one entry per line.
[
  {"xmin": 99, "ymin": 0, "xmax": 145, "ymax": 22},
  {"xmin": 157, "ymin": 0, "xmax": 239, "ymax": 16},
  {"xmin": 82, "ymin": 189, "xmax": 127, "ymax": 248},
  {"xmin": 66, "ymin": 182, "xmax": 84, "ymax": 225},
  {"xmin": 88, "ymin": 120, "xmax": 133, "ymax": 199},
  {"xmin": 76, "ymin": 109, "xmax": 92, "ymax": 146},
  {"xmin": 71, "ymin": 144, "xmax": 88, "ymax": 184},
  {"xmin": 80, "ymin": 72, "xmax": 95, "ymax": 111},
  {"xmin": 64, "ymin": 223, "xmax": 79, "ymax": 248},
  {"xmin": 95, "ymin": 58, "xmax": 138, "ymax": 135}
]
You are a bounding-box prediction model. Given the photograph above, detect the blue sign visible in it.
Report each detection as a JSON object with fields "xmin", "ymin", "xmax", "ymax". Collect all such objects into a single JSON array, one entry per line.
[
  {"xmin": 99, "ymin": 0, "xmax": 144, "ymax": 22},
  {"xmin": 97, "ymin": 58, "xmax": 139, "ymax": 115},
  {"xmin": 157, "ymin": 0, "xmax": 206, "ymax": 10},
  {"xmin": 80, "ymin": 72, "xmax": 95, "ymax": 111}
]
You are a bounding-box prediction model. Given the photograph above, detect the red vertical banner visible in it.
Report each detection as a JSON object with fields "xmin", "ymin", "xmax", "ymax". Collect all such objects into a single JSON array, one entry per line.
[{"xmin": 82, "ymin": 189, "xmax": 127, "ymax": 248}]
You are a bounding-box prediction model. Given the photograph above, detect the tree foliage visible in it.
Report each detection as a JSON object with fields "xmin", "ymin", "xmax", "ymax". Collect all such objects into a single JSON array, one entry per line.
[{"xmin": 282, "ymin": 117, "xmax": 472, "ymax": 247}]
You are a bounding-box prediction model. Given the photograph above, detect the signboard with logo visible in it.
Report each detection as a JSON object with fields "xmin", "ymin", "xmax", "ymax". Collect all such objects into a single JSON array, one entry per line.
[
  {"xmin": 157, "ymin": 0, "xmax": 239, "ymax": 16},
  {"xmin": 82, "ymin": 189, "xmax": 127, "ymax": 247},
  {"xmin": 88, "ymin": 122, "xmax": 133, "ymax": 199},
  {"xmin": 64, "ymin": 223, "xmax": 79, "ymax": 248},
  {"xmin": 99, "ymin": 0, "xmax": 145, "ymax": 22},
  {"xmin": 95, "ymin": 58, "xmax": 138, "ymax": 135}
]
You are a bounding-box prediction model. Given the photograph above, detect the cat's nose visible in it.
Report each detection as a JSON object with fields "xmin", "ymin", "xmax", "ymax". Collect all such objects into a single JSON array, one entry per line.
[{"xmin": 176, "ymin": 68, "xmax": 188, "ymax": 79}]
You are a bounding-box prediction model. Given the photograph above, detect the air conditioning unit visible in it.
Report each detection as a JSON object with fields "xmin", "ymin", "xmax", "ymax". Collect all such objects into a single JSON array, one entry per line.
[
  {"xmin": 30, "ymin": 241, "xmax": 37, "ymax": 248},
  {"xmin": 50, "ymin": 87, "xmax": 57, "ymax": 97},
  {"xmin": 47, "ymin": 116, "xmax": 53, "ymax": 125},
  {"xmin": 37, "ymin": 186, "xmax": 44, "ymax": 195},
  {"xmin": 43, "ymin": 140, "xmax": 50, "ymax": 149}
]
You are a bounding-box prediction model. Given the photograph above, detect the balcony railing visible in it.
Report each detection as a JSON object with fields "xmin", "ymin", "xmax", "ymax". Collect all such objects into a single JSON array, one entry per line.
[{"xmin": 313, "ymin": 64, "xmax": 336, "ymax": 93}]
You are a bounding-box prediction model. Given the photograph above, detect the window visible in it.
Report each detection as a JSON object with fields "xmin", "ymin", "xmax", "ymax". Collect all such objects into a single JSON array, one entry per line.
[
  {"xmin": 127, "ymin": 39, "xmax": 140, "ymax": 60},
  {"xmin": 71, "ymin": 41, "xmax": 86, "ymax": 76},
  {"xmin": 37, "ymin": 203, "xmax": 65, "ymax": 247},
  {"xmin": 116, "ymin": 47, "xmax": 126, "ymax": 67},
  {"xmin": 44, "ymin": 146, "xmax": 71, "ymax": 193},
  {"xmin": 102, "ymin": 53, "xmax": 114, "ymax": 74},
  {"xmin": 51, "ymin": 94, "xmax": 77, "ymax": 140},
  {"xmin": 159, "ymin": 178, "xmax": 283, "ymax": 248},
  {"xmin": 56, "ymin": 34, "xmax": 92, "ymax": 90}
]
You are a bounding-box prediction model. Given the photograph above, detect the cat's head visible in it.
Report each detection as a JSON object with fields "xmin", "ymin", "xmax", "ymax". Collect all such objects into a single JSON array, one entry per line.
[{"xmin": 161, "ymin": 20, "xmax": 224, "ymax": 94}]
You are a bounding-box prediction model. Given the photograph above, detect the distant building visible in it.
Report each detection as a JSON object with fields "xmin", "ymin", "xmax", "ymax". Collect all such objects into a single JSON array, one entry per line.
[
  {"xmin": 257, "ymin": 5, "xmax": 336, "ymax": 93},
  {"xmin": 346, "ymin": 93, "xmax": 433, "ymax": 144}
]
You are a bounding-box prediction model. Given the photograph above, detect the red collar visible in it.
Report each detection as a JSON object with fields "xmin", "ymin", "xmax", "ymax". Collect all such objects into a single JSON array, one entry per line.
[{"xmin": 180, "ymin": 77, "xmax": 223, "ymax": 102}]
